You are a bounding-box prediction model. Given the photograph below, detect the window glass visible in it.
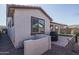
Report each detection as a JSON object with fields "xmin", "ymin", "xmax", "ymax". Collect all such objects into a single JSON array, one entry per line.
[
  {"xmin": 31, "ymin": 17, "xmax": 45, "ymax": 34},
  {"xmin": 12, "ymin": 16, "xmax": 14, "ymax": 27}
]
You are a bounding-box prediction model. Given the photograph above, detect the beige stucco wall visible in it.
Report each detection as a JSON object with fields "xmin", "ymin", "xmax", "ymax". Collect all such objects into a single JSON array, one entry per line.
[
  {"xmin": 13, "ymin": 9, "xmax": 51, "ymax": 48},
  {"xmin": 24, "ymin": 36, "xmax": 51, "ymax": 55}
]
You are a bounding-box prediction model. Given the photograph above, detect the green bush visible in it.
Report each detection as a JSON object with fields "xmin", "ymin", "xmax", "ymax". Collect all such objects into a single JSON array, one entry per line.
[{"xmin": 76, "ymin": 33, "xmax": 79, "ymax": 36}]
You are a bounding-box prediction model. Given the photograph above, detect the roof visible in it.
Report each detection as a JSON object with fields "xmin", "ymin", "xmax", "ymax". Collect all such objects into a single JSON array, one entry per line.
[
  {"xmin": 50, "ymin": 22, "xmax": 68, "ymax": 26},
  {"xmin": 7, "ymin": 4, "xmax": 53, "ymax": 21}
]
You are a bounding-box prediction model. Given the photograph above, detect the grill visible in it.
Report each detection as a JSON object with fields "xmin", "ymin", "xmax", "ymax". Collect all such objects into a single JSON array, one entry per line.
[{"xmin": 50, "ymin": 31, "xmax": 58, "ymax": 41}]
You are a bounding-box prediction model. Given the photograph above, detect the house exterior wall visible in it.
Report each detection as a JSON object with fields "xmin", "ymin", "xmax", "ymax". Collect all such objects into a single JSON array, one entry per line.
[{"xmin": 10, "ymin": 9, "xmax": 51, "ymax": 48}]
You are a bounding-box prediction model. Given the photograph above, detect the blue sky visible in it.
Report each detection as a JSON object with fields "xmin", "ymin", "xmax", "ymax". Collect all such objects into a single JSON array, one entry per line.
[
  {"xmin": 0, "ymin": 4, "xmax": 79, "ymax": 26},
  {"xmin": 37, "ymin": 4, "xmax": 79, "ymax": 25},
  {"xmin": 0, "ymin": 4, "xmax": 6, "ymax": 26}
]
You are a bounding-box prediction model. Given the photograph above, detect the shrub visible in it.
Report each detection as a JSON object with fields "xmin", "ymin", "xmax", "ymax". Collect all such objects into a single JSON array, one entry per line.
[{"xmin": 76, "ymin": 33, "xmax": 79, "ymax": 36}]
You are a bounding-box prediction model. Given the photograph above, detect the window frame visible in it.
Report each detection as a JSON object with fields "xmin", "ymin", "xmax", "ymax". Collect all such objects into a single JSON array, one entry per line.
[
  {"xmin": 11, "ymin": 15, "xmax": 14, "ymax": 27},
  {"xmin": 31, "ymin": 16, "xmax": 45, "ymax": 35},
  {"xmin": 8, "ymin": 8, "xmax": 15, "ymax": 28}
]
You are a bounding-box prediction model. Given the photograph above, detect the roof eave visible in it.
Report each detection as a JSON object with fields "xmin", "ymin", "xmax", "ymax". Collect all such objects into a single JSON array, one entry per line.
[{"xmin": 7, "ymin": 4, "xmax": 53, "ymax": 21}]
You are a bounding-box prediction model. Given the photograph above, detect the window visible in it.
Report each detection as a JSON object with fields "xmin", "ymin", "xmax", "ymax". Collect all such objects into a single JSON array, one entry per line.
[
  {"xmin": 8, "ymin": 17, "xmax": 14, "ymax": 28},
  {"xmin": 8, "ymin": 20, "xmax": 11, "ymax": 28},
  {"xmin": 8, "ymin": 8, "xmax": 14, "ymax": 28},
  {"xmin": 11, "ymin": 15, "xmax": 14, "ymax": 27},
  {"xmin": 31, "ymin": 17, "xmax": 45, "ymax": 34},
  {"xmin": 8, "ymin": 21, "xmax": 10, "ymax": 28}
]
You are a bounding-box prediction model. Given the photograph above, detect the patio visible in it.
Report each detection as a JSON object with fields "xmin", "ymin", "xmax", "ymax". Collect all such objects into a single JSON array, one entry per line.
[
  {"xmin": 0, "ymin": 34, "xmax": 79, "ymax": 55},
  {"xmin": 43, "ymin": 43, "xmax": 79, "ymax": 55},
  {"xmin": 43, "ymin": 35, "xmax": 79, "ymax": 55},
  {"xmin": 0, "ymin": 34, "xmax": 24, "ymax": 55}
]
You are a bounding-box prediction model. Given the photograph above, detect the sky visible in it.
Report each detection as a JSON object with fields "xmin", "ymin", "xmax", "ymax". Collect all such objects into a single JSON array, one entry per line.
[
  {"xmin": 0, "ymin": 4, "xmax": 79, "ymax": 26},
  {"xmin": 37, "ymin": 4, "xmax": 79, "ymax": 25},
  {"xmin": 0, "ymin": 4, "xmax": 6, "ymax": 26}
]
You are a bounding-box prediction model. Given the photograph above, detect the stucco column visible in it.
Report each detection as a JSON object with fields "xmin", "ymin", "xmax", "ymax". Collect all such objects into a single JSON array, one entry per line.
[
  {"xmin": 71, "ymin": 29, "xmax": 74, "ymax": 34},
  {"xmin": 53, "ymin": 24, "xmax": 56, "ymax": 32},
  {"xmin": 58, "ymin": 25, "xmax": 61, "ymax": 34}
]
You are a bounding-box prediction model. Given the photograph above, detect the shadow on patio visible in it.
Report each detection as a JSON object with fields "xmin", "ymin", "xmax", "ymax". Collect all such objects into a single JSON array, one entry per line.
[{"xmin": 0, "ymin": 34, "xmax": 24, "ymax": 55}]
